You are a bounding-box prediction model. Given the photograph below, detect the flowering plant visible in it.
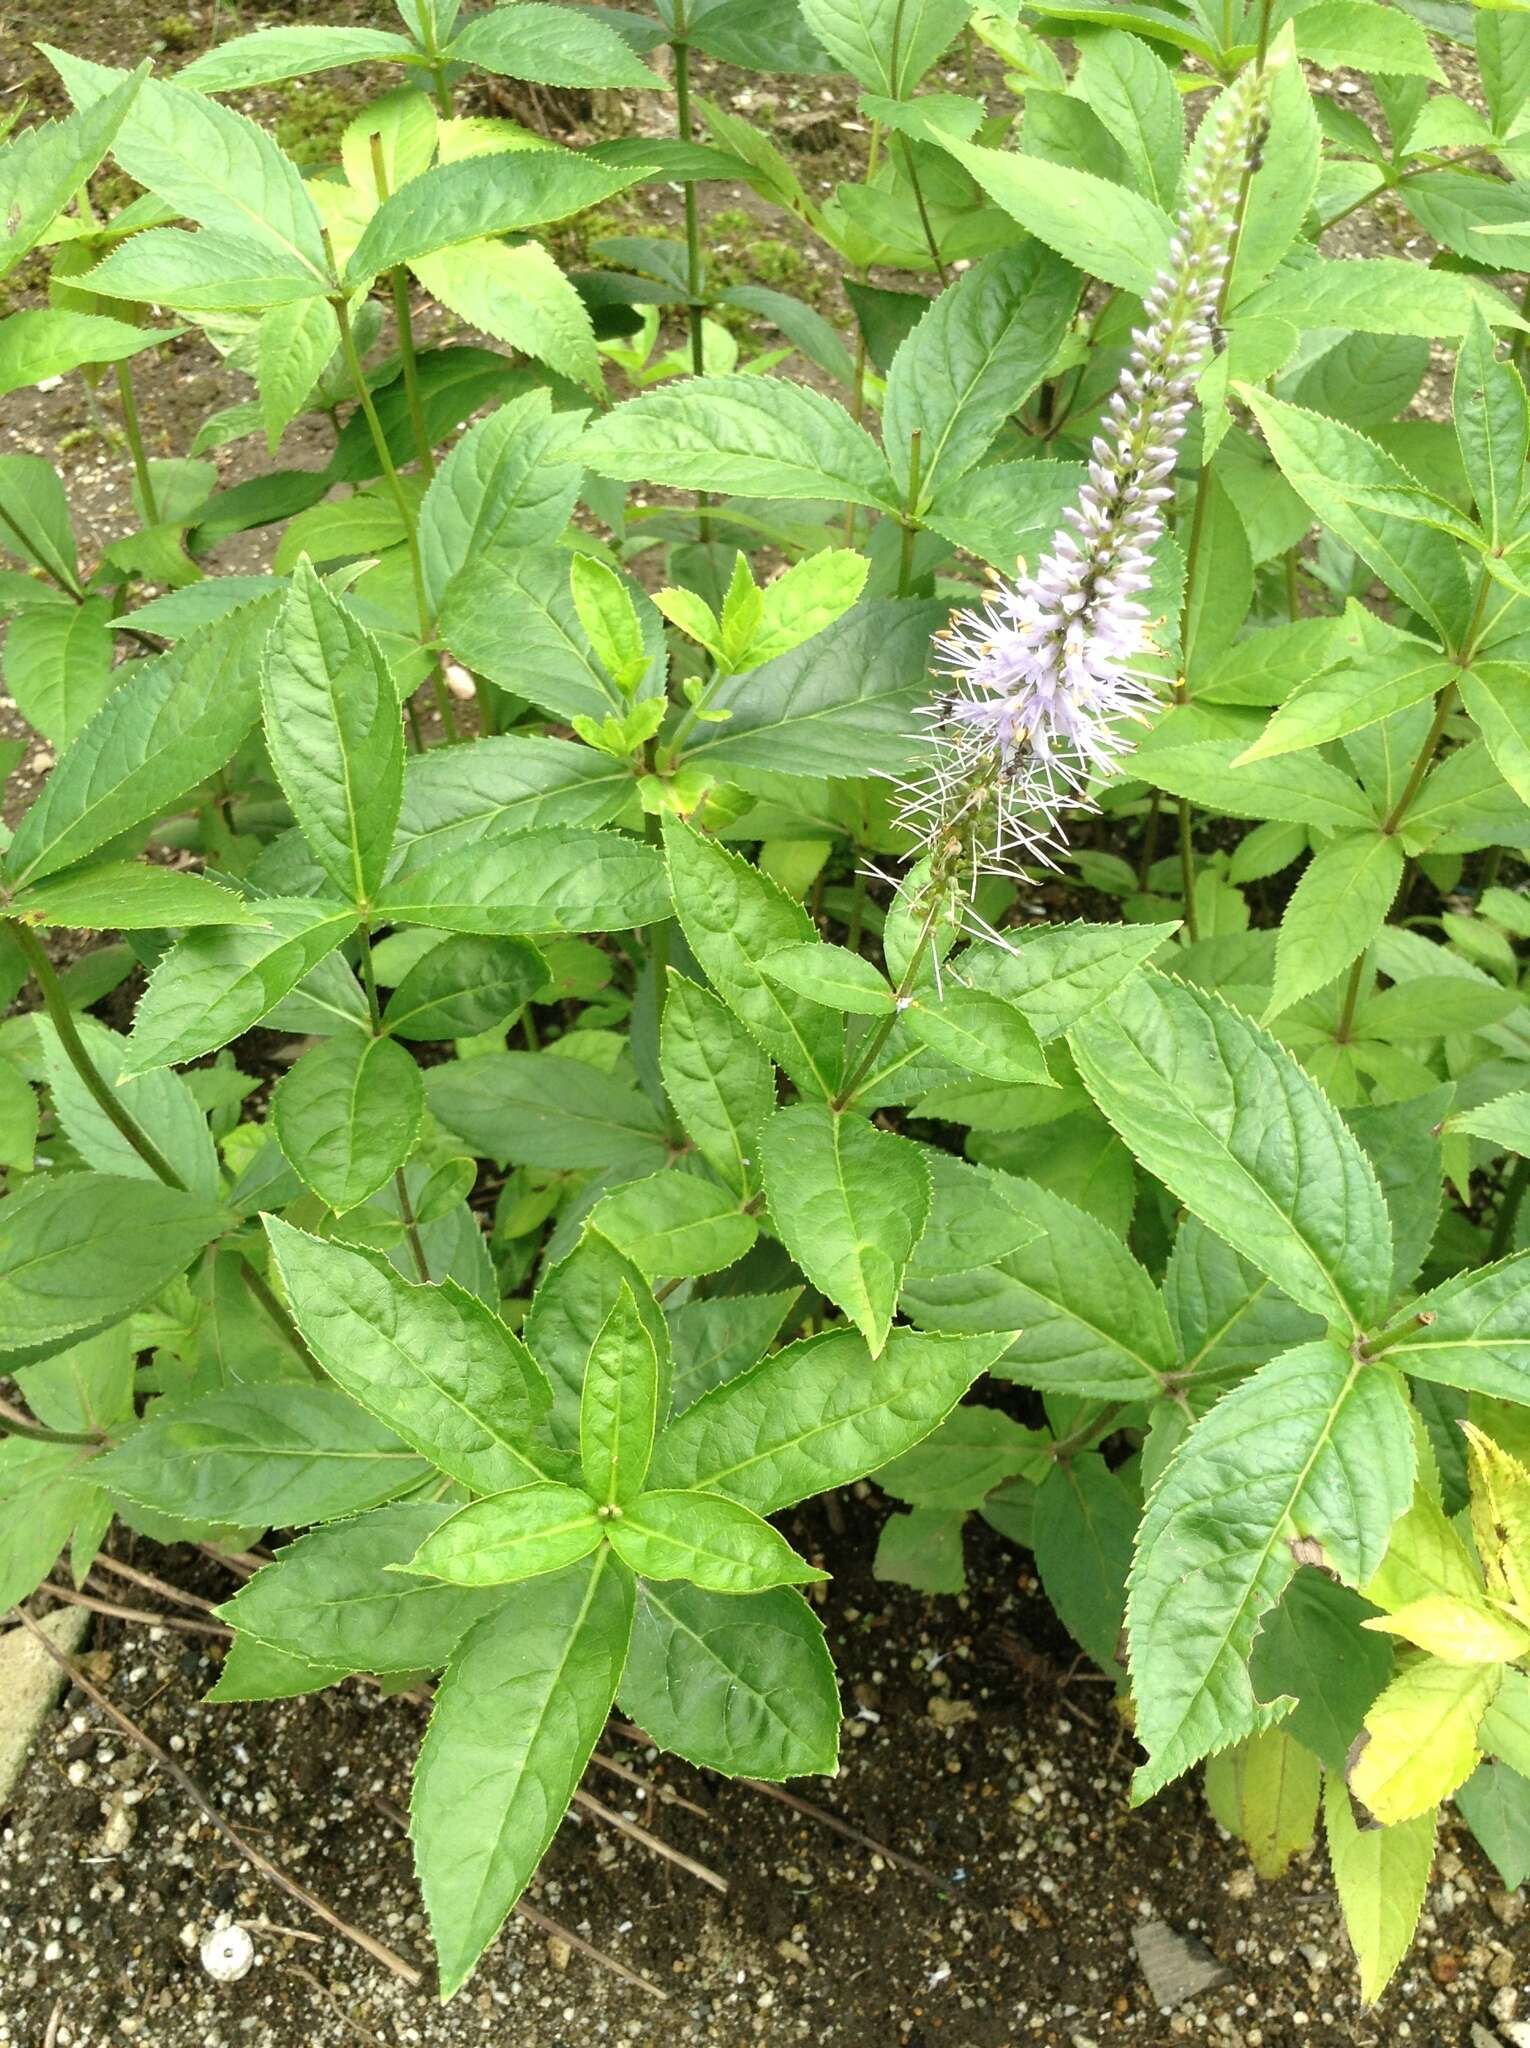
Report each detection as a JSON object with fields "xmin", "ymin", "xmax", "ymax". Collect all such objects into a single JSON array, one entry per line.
[{"xmin": 3, "ymin": 0, "xmax": 1530, "ymax": 2010}]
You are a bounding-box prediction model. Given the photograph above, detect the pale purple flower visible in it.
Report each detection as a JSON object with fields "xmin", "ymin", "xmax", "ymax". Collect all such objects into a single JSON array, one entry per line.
[{"xmin": 897, "ymin": 61, "xmax": 1273, "ymax": 889}]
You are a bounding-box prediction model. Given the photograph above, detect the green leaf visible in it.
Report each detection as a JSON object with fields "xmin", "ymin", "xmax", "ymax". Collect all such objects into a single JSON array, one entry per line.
[
  {"xmin": 412, "ymin": 1550, "xmax": 633, "ymax": 1998},
  {"xmin": 1377, "ymin": 1254, "xmax": 1530, "ymax": 1400},
  {"xmin": 1242, "ymin": 388, "xmax": 1471, "ymax": 643},
  {"xmin": 257, "ymin": 296, "xmax": 339, "ymax": 451},
  {"xmin": 4, "ymin": 597, "xmax": 277, "ymax": 888},
  {"xmin": 176, "ymin": 23, "xmax": 417, "ymax": 90},
  {"xmin": 0, "ymin": 454, "xmax": 79, "ymax": 592},
  {"xmin": 124, "ymin": 899, "xmax": 358, "ymax": 1074},
  {"xmin": 1246, "ymin": 1573, "xmax": 1392, "ymax": 1772},
  {"xmin": 881, "ymin": 244, "xmax": 1079, "ymax": 505},
  {"xmin": 1454, "ymin": 306, "xmax": 1528, "ymax": 546},
  {"xmin": 758, "ymin": 1104, "xmax": 930, "ymax": 1356},
  {"xmin": 94, "ymin": 1384, "xmax": 427, "ymax": 1527},
  {"xmin": 904, "ymin": 1152, "xmax": 1041, "ymax": 1285},
  {"xmin": 0, "ymin": 309, "xmax": 173, "ymax": 404},
  {"xmin": 937, "ymin": 139, "xmax": 1171, "ymax": 294},
  {"xmin": 1135, "ymin": 709, "xmax": 1375, "ymax": 831},
  {"xmin": 904, "ymin": 1173, "xmax": 1173, "ymax": 1397},
  {"xmin": 0, "ymin": 1438, "xmax": 99, "ymax": 1613},
  {"xmin": 590, "ymin": 1173, "xmax": 758, "ymax": 1280},
  {"xmin": 1071, "ymin": 27, "xmax": 1183, "ymax": 205},
  {"xmin": 1266, "ymin": 832, "xmax": 1405, "ymax": 1021},
  {"xmin": 273, "ymin": 1033, "xmax": 422, "ymax": 1212},
  {"xmin": 873, "ymin": 1403, "xmax": 1049, "ymax": 1509},
  {"xmin": 67, "ymin": 64, "xmax": 329, "ymax": 283},
  {"xmin": 1070, "ymin": 971, "xmax": 1393, "ymax": 1330},
  {"xmin": 798, "ymin": 0, "xmax": 965, "ymax": 92},
  {"xmin": 524, "ymin": 1231, "xmax": 670, "ymax": 1450},
  {"xmin": 647, "ymin": 1325, "xmax": 1011, "ymax": 1514},
  {"xmin": 583, "ymin": 376, "xmax": 898, "ymax": 509},
  {"xmin": 721, "ymin": 549, "xmax": 866, "ymax": 671},
  {"xmin": 3, "ymin": 595, "xmax": 111, "ymax": 748},
  {"xmin": 1449, "ymin": 1090, "xmax": 1530, "ymax": 1155},
  {"xmin": 420, "ymin": 235, "xmax": 603, "ymax": 391},
  {"xmin": 0, "ymin": 1061, "xmax": 38, "ymax": 1173},
  {"xmin": 610, "ymin": 1488, "xmax": 824, "ymax": 1592},
  {"xmin": 580, "ymin": 1283, "xmax": 658, "ymax": 1506},
  {"xmin": 1205, "ymin": 1729, "xmax": 1322, "ymax": 1891},
  {"xmin": 443, "ymin": 3, "xmax": 664, "ymax": 85},
  {"xmin": 1294, "ymin": 0, "xmax": 1442, "ymax": 78},
  {"xmin": 11, "ymin": 861, "xmax": 263, "ymax": 931},
  {"xmin": 957, "ymin": 922, "xmax": 1176, "ymax": 1042},
  {"xmin": 1456, "ymin": 1762, "xmax": 1530, "ymax": 1892},
  {"xmin": 1240, "ymin": 258, "xmax": 1528, "ymax": 341},
  {"xmin": 400, "ymin": 1483, "xmax": 602, "ymax": 1585},
  {"xmin": 263, "ymin": 1219, "xmax": 558, "ymax": 1491},
  {"xmin": 384, "ymin": 933, "xmax": 546, "ymax": 1040},
  {"xmin": 1128, "ymin": 1340, "xmax": 1414, "ymax": 1800},
  {"xmin": 569, "ymin": 555, "xmax": 647, "ymax": 694},
  {"xmin": 681, "ymin": 598, "xmax": 947, "ymax": 780},
  {"xmin": 663, "ymin": 820, "xmax": 842, "ymax": 1097},
  {"xmin": 660, "ymin": 973, "xmax": 774, "ymax": 1197},
  {"xmin": 1032, "ymin": 1453, "xmax": 1138, "ymax": 1675},
  {"xmin": 417, "ymin": 392, "xmax": 587, "ymax": 615},
  {"xmin": 345, "ymin": 150, "xmax": 644, "ymax": 286},
  {"xmin": 667, "ymin": 1291, "xmax": 799, "ymax": 1415},
  {"xmin": 1237, "ymin": 645, "xmax": 1453, "ymax": 762},
  {"xmin": 1460, "ymin": 664, "xmax": 1530, "ymax": 813},
  {"xmin": 1351, "ymin": 1657, "xmax": 1499, "ymax": 1824},
  {"xmin": 0, "ymin": 1173, "xmax": 226, "ymax": 1347},
  {"xmin": 903, "ymin": 984, "xmax": 1052, "ymax": 1086},
  {"xmin": 0, "ymin": 66, "xmax": 145, "ymax": 282},
  {"xmin": 396, "ymin": 734, "xmax": 632, "ymax": 862},
  {"xmin": 376, "ymin": 824, "xmax": 669, "ymax": 934},
  {"xmin": 210, "ymin": 1501, "xmax": 507, "ymax": 1698},
  {"xmin": 427, "ymin": 1050, "xmax": 667, "ymax": 1174},
  {"xmin": 262, "ymin": 562, "xmax": 403, "ymax": 907},
  {"xmin": 37, "ymin": 1013, "xmax": 220, "ymax": 1199},
  {"xmin": 875, "ymin": 1505, "xmax": 968, "ymax": 1593},
  {"xmin": 81, "ymin": 227, "xmax": 329, "ymax": 314},
  {"xmin": 440, "ymin": 548, "xmax": 664, "ymax": 724},
  {"xmin": 760, "ymin": 941, "xmax": 893, "ymax": 1015}
]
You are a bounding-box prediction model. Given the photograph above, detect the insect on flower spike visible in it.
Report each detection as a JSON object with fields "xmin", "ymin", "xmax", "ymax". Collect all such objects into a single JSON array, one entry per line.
[{"xmin": 894, "ymin": 55, "xmax": 1278, "ymax": 910}]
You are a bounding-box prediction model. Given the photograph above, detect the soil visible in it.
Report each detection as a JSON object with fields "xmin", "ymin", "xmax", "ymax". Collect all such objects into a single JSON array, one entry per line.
[
  {"xmin": 2, "ymin": 4, "xmax": 1526, "ymax": 2045},
  {"xmin": 4, "ymin": 1501, "xmax": 1527, "ymax": 2048}
]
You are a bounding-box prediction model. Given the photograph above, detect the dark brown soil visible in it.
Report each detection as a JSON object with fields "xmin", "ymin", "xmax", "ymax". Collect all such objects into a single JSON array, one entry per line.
[
  {"xmin": 2, "ymin": 5, "xmax": 1524, "ymax": 2045},
  {"xmin": 4, "ymin": 1496, "xmax": 1525, "ymax": 2048}
]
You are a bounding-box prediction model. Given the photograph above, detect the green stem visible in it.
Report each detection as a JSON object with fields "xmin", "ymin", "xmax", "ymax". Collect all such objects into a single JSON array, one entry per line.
[
  {"xmin": 643, "ymin": 801, "xmax": 671, "ymax": 1057},
  {"xmin": 899, "ymin": 136, "xmax": 949, "ymax": 285},
  {"xmin": 1491, "ymin": 1155, "xmax": 1530, "ymax": 1263},
  {"xmin": 11, "ymin": 919, "xmax": 186, "ymax": 1188},
  {"xmin": 846, "ymin": 864, "xmax": 868, "ymax": 952},
  {"xmin": 897, "ymin": 428, "xmax": 923, "ymax": 598},
  {"xmin": 0, "ymin": 1406, "xmax": 102, "ymax": 1448},
  {"xmin": 1284, "ymin": 545, "xmax": 1300, "ymax": 621},
  {"xmin": 370, "ymin": 134, "xmax": 435, "ymax": 482},
  {"xmin": 1137, "ymin": 788, "xmax": 1163, "ymax": 892},
  {"xmin": 1334, "ymin": 950, "xmax": 1368, "ymax": 1044},
  {"xmin": 673, "ymin": 31, "xmax": 711, "ymax": 547},
  {"xmin": 115, "ymin": 360, "xmax": 160, "ymax": 527},
  {"xmin": 9, "ymin": 920, "xmax": 325, "ymax": 1375},
  {"xmin": 1177, "ymin": 798, "xmax": 1199, "ymax": 942},
  {"xmin": 833, "ymin": 895, "xmax": 942, "ymax": 1110},
  {"xmin": 0, "ymin": 502, "xmax": 84, "ymax": 598},
  {"xmin": 330, "ymin": 267, "xmax": 459, "ymax": 744},
  {"xmin": 356, "ymin": 918, "xmax": 431, "ymax": 1283},
  {"xmin": 1049, "ymin": 1401, "xmax": 1126, "ymax": 1462}
]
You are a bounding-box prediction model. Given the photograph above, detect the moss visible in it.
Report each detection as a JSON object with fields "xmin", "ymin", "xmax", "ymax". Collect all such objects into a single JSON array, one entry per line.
[
  {"xmin": 154, "ymin": 14, "xmax": 198, "ymax": 51},
  {"xmin": 273, "ymin": 82, "xmax": 365, "ymax": 169}
]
